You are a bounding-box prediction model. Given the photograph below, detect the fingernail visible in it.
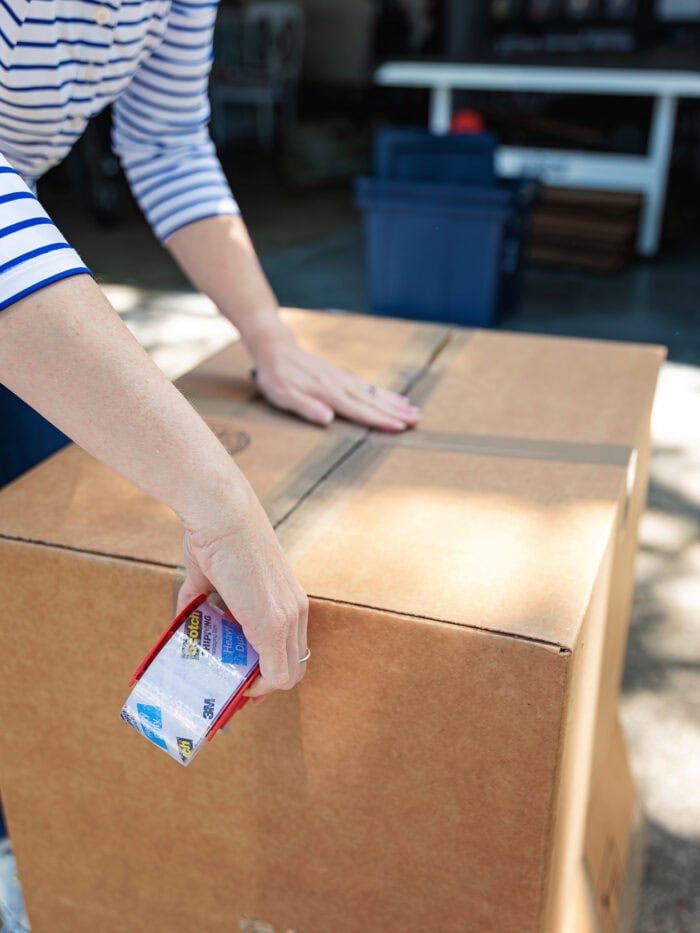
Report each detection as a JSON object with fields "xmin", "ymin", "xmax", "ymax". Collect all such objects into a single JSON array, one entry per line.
[
  {"xmin": 385, "ymin": 419, "xmax": 407, "ymax": 431},
  {"xmin": 318, "ymin": 409, "xmax": 334, "ymax": 425}
]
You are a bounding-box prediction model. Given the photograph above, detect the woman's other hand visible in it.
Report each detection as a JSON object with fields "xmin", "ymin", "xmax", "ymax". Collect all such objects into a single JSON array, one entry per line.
[{"xmin": 251, "ymin": 329, "xmax": 421, "ymax": 432}]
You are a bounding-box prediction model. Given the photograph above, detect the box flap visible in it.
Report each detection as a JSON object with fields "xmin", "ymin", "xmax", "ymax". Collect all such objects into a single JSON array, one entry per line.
[
  {"xmin": 0, "ymin": 415, "xmax": 357, "ymax": 566},
  {"xmin": 0, "ymin": 311, "xmax": 448, "ymax": 565},
  {"xmin": 414, "ymin": 330, "xmax": 665, "ymax": 447},
  {"xmin": 278, "ymin": 443, "xmax": 622, "ymax": 648}
]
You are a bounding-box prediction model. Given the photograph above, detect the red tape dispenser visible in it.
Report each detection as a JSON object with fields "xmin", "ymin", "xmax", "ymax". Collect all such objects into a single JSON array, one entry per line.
[{"xmin": 120, "ymin": 594, "xmax": 261, "ymax": 765}]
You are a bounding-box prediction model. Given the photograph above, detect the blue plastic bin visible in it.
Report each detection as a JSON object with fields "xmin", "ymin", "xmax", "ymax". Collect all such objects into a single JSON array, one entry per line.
[
  {"xmin": 355, "ymin": 176, "xmax": 530, "ymax": 327},
  {"xmin": 374, "ymin": 127, "xmax": 497, "ymax": 186}
]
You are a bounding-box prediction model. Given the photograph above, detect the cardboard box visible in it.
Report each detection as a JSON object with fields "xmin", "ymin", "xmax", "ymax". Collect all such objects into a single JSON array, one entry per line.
[
  {"xmin": 527, "ymin": 188, "xmax": 642, "ymax": 273},
  {"xmin": 568, "ymin": 716, "xmax": 646, "ymax": 933},
  {"xmin": 0, "ymin": 311, "xmax": 663, "ymax": 932}
]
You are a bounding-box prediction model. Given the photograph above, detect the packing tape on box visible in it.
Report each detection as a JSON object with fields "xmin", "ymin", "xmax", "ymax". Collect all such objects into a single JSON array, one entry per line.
[
  {"xmin": 120, "ymin": 598, "xmax": 259, "ymax": 766},
  {"xmin": 369, "ymin": 429, "xmax": 634, "ymax": 467},
  {"xmin": 276, "ymin": 425, "xmax": 637, "ymax": 568}
]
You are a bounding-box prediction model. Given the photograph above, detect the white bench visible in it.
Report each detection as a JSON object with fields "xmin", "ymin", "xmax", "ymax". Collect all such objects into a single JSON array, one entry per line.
[{"xmin": 375, "ymin": 62, "xmax": 700, "ymax": 256}]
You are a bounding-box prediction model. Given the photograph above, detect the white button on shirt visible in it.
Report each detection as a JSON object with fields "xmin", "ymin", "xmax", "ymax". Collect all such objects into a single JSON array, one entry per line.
[{"xmin": 0, "ymin": 0, "xmax": 239, "ymax": 312}]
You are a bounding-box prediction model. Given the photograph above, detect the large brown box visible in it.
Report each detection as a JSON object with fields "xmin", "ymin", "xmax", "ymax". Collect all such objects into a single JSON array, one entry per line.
[{"xmin": 0, "ymin": 311, "xmax": 663, "ymax": 932}]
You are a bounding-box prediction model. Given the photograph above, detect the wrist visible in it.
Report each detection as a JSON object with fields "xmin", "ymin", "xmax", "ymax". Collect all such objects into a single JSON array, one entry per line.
[
  {"xmin": 238, "ymin": 305, "xmax": 297, "ymax": 361},
  {"xmin": 175, "ymin": 444, "xmax": 252, "ymax": 538}
]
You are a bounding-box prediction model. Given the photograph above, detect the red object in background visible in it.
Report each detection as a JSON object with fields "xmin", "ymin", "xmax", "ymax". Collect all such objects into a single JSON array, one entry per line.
[{"xmin": 450, "ymin": 110, "xmax": 486, "ymax": 134}]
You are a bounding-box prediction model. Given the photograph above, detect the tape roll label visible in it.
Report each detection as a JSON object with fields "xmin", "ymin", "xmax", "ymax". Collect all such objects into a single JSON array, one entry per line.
[{"xmin": 121, "ymin": 600, "xmax": 259, "ymax": 766}]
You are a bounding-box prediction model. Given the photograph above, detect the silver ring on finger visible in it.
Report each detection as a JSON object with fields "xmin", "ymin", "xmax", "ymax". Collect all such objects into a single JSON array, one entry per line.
[
  {"xmin": 298, "ymin": 647, "xmax": 312, "ymax": 664},
  {"xmin": 364, "ymin": 383, "xmax": 377, "ymax": 396}
]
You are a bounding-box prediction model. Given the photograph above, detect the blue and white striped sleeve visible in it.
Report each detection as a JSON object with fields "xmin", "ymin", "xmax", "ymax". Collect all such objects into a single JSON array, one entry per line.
[
  {"xmin": 0, "ymin": 157, "xmax": 91, "ymax": 313},
  {"xmin": 111, "ymin": 0, "xmax": 239, "ymax": 243}
]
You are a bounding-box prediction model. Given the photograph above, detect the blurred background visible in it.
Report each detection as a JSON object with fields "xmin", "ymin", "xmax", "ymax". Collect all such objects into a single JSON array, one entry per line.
[
  {"xmin": 2, "ymin": 2, "xmax": 699, "ymax": 931},
  {"xmin": 38, "ymin": 0, "xmax": 700, "ymax": 355}
]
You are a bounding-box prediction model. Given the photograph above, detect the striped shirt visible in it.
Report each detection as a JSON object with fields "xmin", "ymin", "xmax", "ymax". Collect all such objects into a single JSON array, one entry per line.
[{"xmin": 0, "ymin": 0, "xmax": 238, "ymax": 311}]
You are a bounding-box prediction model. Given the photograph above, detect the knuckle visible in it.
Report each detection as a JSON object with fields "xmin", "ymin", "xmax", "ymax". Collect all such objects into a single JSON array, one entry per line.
[
  {"xmin": 242, "ymin": 622, "xmax": 265, "ymax": 650},
  {"xmin": 285, "ymin": 595, "xmax": 302, "ymax": 624},
  {"xmin": 269, "ymin": 606, "xmax": 292, "ymax": 637}
]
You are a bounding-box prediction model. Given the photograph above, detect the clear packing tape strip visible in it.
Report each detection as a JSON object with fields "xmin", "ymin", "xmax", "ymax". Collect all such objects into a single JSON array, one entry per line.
[{"xmin": 120, "ymin": 597, "xmax": 260, "ymax": 766}]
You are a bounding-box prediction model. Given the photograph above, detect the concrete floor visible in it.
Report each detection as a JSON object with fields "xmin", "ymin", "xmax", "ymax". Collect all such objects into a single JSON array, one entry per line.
[{"xmin": 38, "ymin": 170, "xmax": 700, "ymax": 931}]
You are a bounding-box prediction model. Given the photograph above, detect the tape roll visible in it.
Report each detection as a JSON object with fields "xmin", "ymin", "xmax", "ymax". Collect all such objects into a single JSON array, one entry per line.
[{"xmin": 120, "ymin": 598, "xmax": 259, "ymax": 766}]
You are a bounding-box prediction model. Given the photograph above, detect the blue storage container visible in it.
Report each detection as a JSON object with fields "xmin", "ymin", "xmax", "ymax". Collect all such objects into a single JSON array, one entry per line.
[
  {"xmin": 374, "ymin": 127, "xmax": 497, "ymax": 186},
  {"xmin": 355, "ymin": 176, "xmax": 531, "ymax": 327}
]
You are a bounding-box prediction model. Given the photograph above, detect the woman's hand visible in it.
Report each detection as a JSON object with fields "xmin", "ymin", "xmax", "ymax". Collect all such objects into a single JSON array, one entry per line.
[
  {"xmin": 165, "ymin": 217, "xmax": 421, "ymax": 432},
  {"xmin": 176, "ymin": 480, "xmax": 309, "ymax": 702},
  {"xmin": 250, "ymin": 330, "xmax": 422, "ymax": 432}
]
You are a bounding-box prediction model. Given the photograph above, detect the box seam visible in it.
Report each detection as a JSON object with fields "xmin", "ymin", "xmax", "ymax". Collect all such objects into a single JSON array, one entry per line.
[
  {"xmin": 0, "ymin": 533, "xmax": 179, "ymax": 571},
  {"xmin": 270, "ymin": 325, "xmax": 456, "ymax": 532},
  {"xmin": 0, "ymin": 533, "xmax": 574, "ymax": 652},
  {"xmin": 309, "ymin": 592, "xmax": 573, "ymax": 653},
  {"xmin": 533, "ymin": 507, "xmax": 618, "ymax": 930}
]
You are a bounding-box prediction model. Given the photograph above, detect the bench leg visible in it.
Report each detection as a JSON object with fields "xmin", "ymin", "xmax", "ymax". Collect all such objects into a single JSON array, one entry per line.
[
  {"xmin": 429, "ymin": 85, "xmax": 452, "ymax": 135},
  {"xmin": 638, "ymin": 93, "xmax": 677, "ymax": 257}
]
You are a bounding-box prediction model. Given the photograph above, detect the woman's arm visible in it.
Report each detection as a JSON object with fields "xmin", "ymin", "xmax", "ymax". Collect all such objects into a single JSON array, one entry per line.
[
  {"xmin": 166, "ymin": 214, "xmax": 421, "ymax": 431},
  {"xmin": 0, "ymin": 274, "xmax": 306, "ymax": 699},
  {"xmin": 109, "ymin": 0, "xmax": 419, "ymax": 433}
]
